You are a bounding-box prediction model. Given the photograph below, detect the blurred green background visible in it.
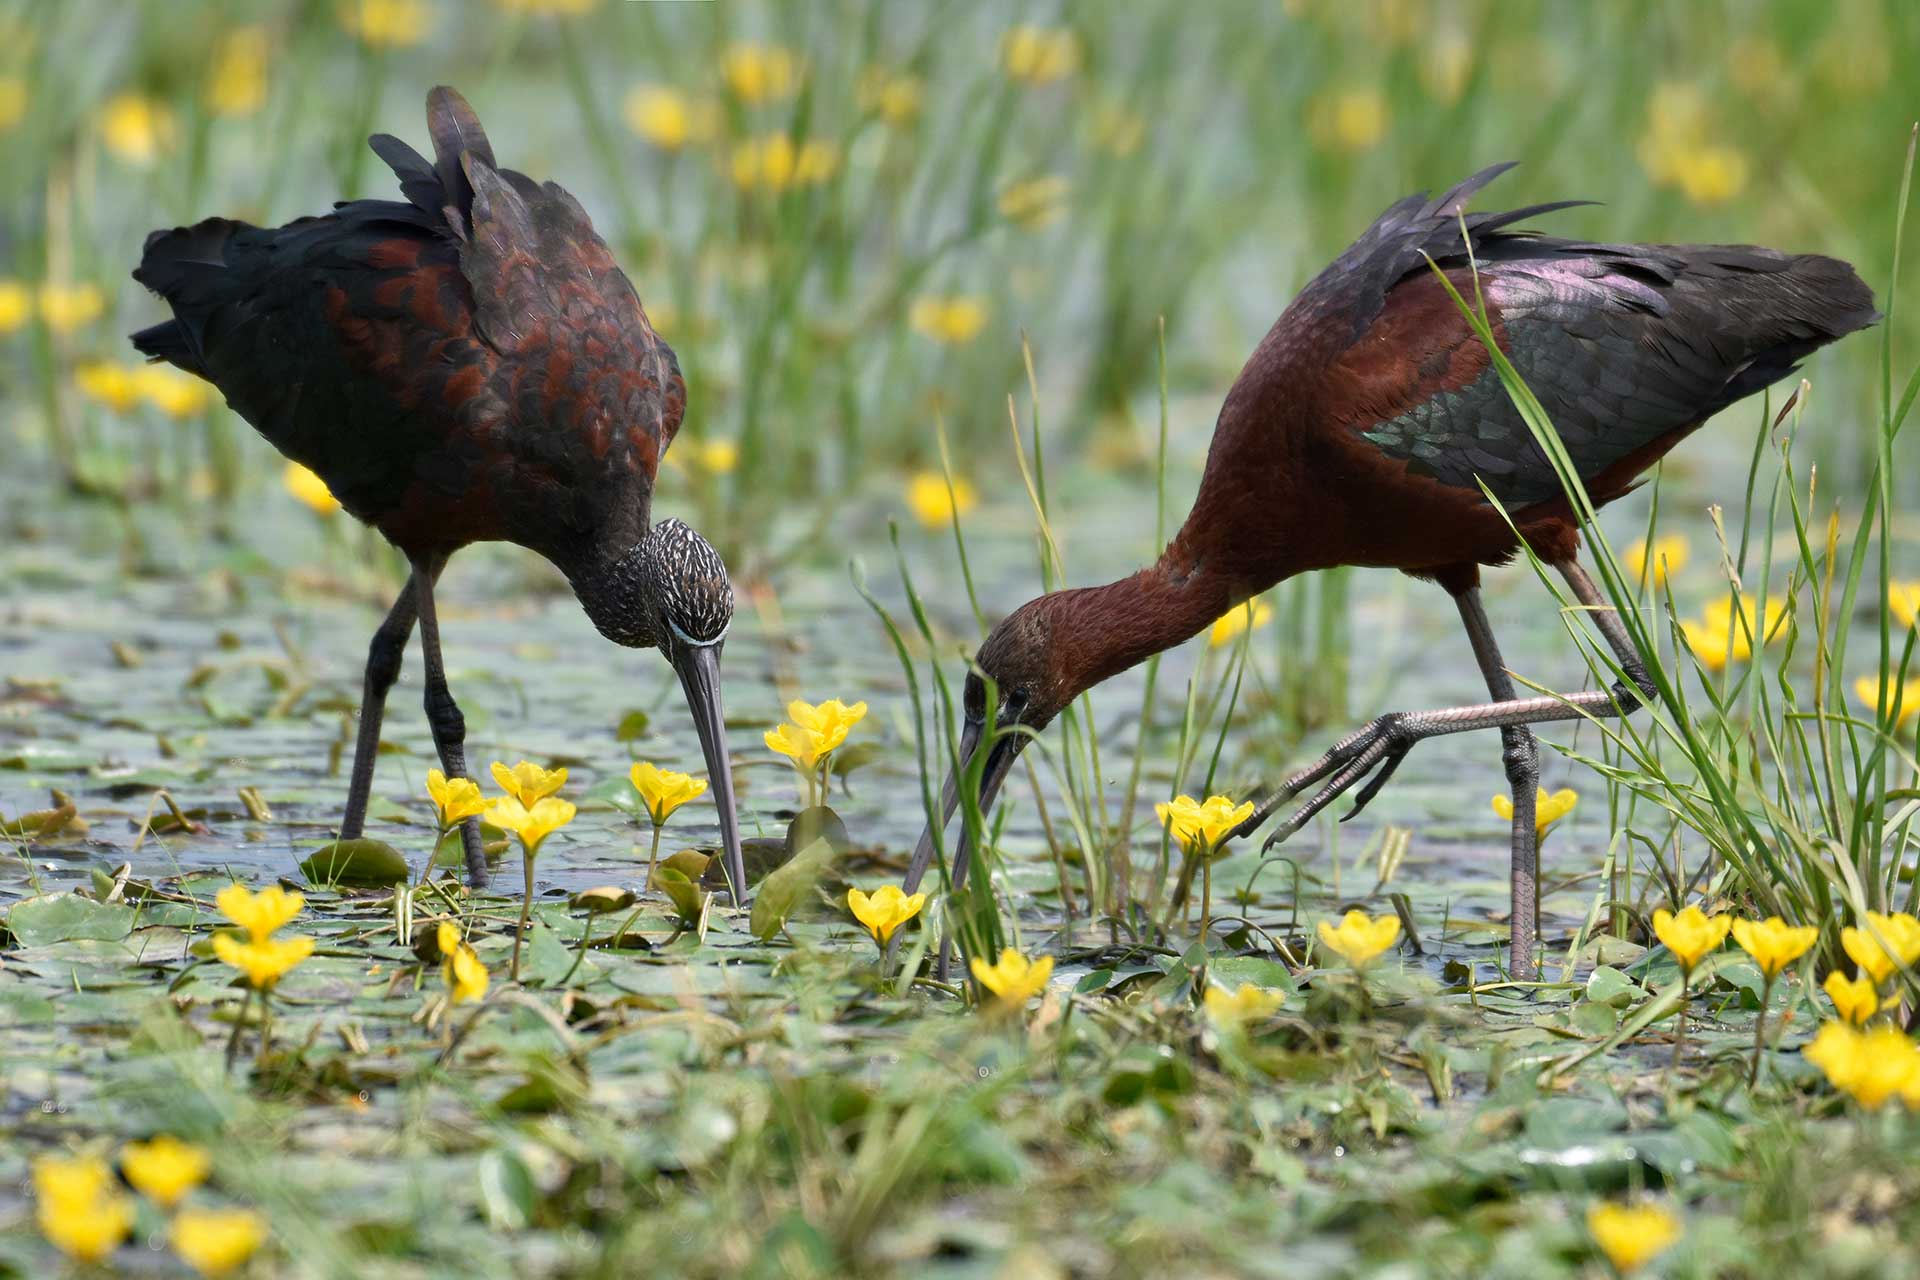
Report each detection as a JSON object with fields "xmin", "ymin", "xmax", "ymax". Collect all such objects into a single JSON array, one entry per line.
[{"xmin": 2, "ymin": 0, "xmax": 1912, "ymax": 576}]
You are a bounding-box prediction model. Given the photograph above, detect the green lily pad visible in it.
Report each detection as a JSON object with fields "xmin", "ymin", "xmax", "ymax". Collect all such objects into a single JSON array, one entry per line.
[{"xmin": 300, "ymin": 838, "xmax": 411, "ymax": 886}]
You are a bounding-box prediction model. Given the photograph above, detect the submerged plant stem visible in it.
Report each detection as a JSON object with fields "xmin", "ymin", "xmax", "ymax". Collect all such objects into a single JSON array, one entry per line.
[{"xmin": 512, "ymin": 852, "xmax": 535, "ymax": 982}]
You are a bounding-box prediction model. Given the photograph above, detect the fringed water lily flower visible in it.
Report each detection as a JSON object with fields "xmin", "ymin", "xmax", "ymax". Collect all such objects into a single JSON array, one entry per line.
[
  {"xmin": 216, "ymin": 883, "xmax": 305, "ymax": 943},
  {"xmin": 486, "ymin": 779, "xmax": 578, "ymax": 982},
  {"xmin": 1888, "ymin": 579, "xmax": 1920, "ymax": 630},
  {"xmin": 907, "ymin": 300, "xmax": 988, "ymax": 348},
  {"xmin": 1208, "ymin": 600, "xmax": 1274, "ymax": 649},
  {"xmin": 1492, "ymin": 787, "xmax": 1578, "ymax": 842},
  {"xmin": 1855, "ymin": 674, "xmax": 1920, "ymax": 730},
  {"xmin": 438, "ymin": 921, "xmax": 489, "ymax": 1005},
  {"xmin": 1317, "ymin": 909, "xmax": 1402, "ymax": 968},
  {"xmin": 1804, "ymin": 1021, "xmax": 1920, "ymax": 1110},
  {"xmin": 34, "ymin": 1154, "xmax": 133, "ymax": 1264},
  {"xmin": 212, "ymin": 933, "xmax": 315, "ymax": 989},
  {"xmin": 1156, "ymin": 794, "xmax": 1254, "ymax": 854},
  {"xmin": 766, "ymin": 697, "xmax": 867, "ymax": 805},
  {"xmin": 121, "ymin": 1136, "xmax": 210, "ymax": 1208},
  {"xmin": 905, "ymin": 470, "xmax": 979, "ymax": 526},
  {"xmin": 1678, "ymin": 593, "xmax": 1787, "ymax": 673},
  {"xmin": 426, "ymin": 769, "xmax": 489, "ymax": 828},
  {"xmin": 631, "ymin": 762, "xmax": 709, "ymax": 889},
  {"xmin": 1586, "ymin": 1200, "xmax": 1681, "ymax": 1274},
  {"xmin": 1626, "ymin": 534, "xmax": 1689, "ymax": 588},
  {"xmin": 1203, "ymin": 983, "xmax": 1285, "ymax": 1030},
  {"xmin": 1731, "ymin": 916, "xmax": 1816, "ymax": 979},
  {"xmin": 970, "ymin": 947, "xmax": 1054, "ymax": 1007},
  {"xmin": 171, "ymin": 1207, "xmax": 268, "ymax": 1278},
  {"xmin": 1732, "ymin": 915, "xmax": 1819, "ymax": 1084},
  {"xmin": 1651, "ymin": 905, "xmax": 1730, "ymax": 974},
  {"xmin": 1840, "ymin": 910, "xmax": 1920, "ymax": 984},
  {"xmin": 490, "ymin": 759, "xmax": 568, "ymax": 808},
  {"xmin": 282, "ymin": 462, "xmax": 340, "ymax": 515},
  {"xmin": 847, "ymin": 885, "xmax": 927, "ymax": 947},
  {"xmin": 1824, "ymin": 970, "xmax": 1880, "ymax": 1026}
]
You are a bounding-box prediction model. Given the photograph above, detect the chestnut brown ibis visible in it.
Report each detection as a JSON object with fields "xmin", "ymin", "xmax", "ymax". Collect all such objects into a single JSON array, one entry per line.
[
  {"xmin": 903, "ymin": 163, "xmax": 1876, "ymax": 978},
  {"xmin": 130, "ymin": 87, "xmax": 747, "ymax": 899}
]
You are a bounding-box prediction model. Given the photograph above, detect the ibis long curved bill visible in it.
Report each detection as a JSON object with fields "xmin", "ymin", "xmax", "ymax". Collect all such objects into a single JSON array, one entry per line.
[
  {"xmin": 901, "ymin": 687, "xmax": 1029, "ymax": 898},
  {"xmin": 669, "ymin": 639, "xmax": 748, "ymax": 903}
]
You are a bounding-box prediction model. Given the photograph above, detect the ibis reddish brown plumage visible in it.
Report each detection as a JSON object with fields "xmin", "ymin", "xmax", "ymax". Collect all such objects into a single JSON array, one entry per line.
[
  {"xmin": 903, "ymin": 163, "xmax": 1877, "ymax": 978},
  {"xmin": 130, "ymin": 87, "xmax": 748, "ymax": 899}
]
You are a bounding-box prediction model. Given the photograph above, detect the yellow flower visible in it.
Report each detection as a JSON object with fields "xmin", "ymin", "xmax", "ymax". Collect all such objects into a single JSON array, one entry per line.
[
  {"xmin": 171, "ymin": 1208, "xmax": 268, "ymax": 1278},
  {"xmin": 98, "ymin": 93, "xmax": 176, "ymax": 164},
  {"xmin": 437, "ymin": 921, "xmax": 488, "ymax": 1003},
  {"xmin": 1491, "ymin": 787, "xmax": 1579, "ymax": 842},
  {"xmin": 0, "ymin": 75, "xmax": 26, "ymax": 133},
  {"xmin": 997, "ymin": 175, "xmax": 1069, "ymax": 230},
  {"xmin": 1825, "ymin": 970, "xmax": 1880, "ymax": 1026},
  {"xmin": 1887, "ymin": 580, "xmax": 1920, "ymax": 630},
  {"xmin": 207, "ymin": 27, "xmax": 270, "ymax": 118},
  {"xmin": 1730, "ymin": 916, "xmax": 1817, "ymax": 979},
  {"xmin": 490, "ymin": 759, "xmax": 568, "ymax": 808},
  {"xmin": 1203, "ymin": 982, "xmax": 1285, "ymax": 1029},
  {"xmin": 38, "ymin": 282, "xmax": 106, "ymax": 333},
  {"xmin": 765, "ymin": 698, "xmax": 867, "ymax": 770},
  {"xmin": 0, "ymin": 278, "xmax": 29, "ymax": 331},
  {"xmin": 722, "ymin": 42, "xmax": 800, "ymax": 103},
  {"xmin": 623, "ymin": 85, "xmax": 707, "ymax": 151},
  {"xmin": 135, "ymin": 363, "xmax": 212, "ymax": 418},
  {"xmin": 1208, "ymin": 600, "xmax": 1274, "ymax": 649},
  {"xmin": 1626, "ymin": 534, "xmax": 1689, "ymax": 587},
  {"xmin": 484, "ymin": 794, "xmax": 576, "ymax": 856},
  {"xmin": 215, "ymin": 882, "xmax": 305, "ymax": 942},
  {"xmin": 76, "ymin": 360, "xmax": 142, "ymax": 412},
  {"xmin": 1856, "ymin": 674, "xmax": 1920, "ymax": 729},
  {"xmin": 1840, "ymin": 910, "xmax": 1920, "ymax": 984},
  {"xmin": 1155, "ymin": 793, "xmax": 1254, "ymax": 857},
  {"xmin": 630, "ymin": 761, "xmax": 707, "ymax": 825},
  {"xmin": 695, "ymin": 439, "xmax": 738, "ymax": 473},
  {"xmin": 283, "ymin": 462, "xmax": 341, "ymax": 515},
  {"xmin": 1651, "ymin": 905, "xmax": 1730, "ymax": 973},
  {"xmin": 1586, "ymin": 1201, "xmax": 1681, "ymax": 1274},
  {"xmin": 1675, "ymin": 145, "xmax": 1749, "ymax": 207},
  {"xmin": 908, "ymin": 296, "xmax": 988, "ymax": 345},
  {"xmin": 1000, "ymin": 25, "xmax": 1080, "ymax": 84},
  {"xmin": 1679, "ymin": 594, "xmax": 1785, "ymax": 672},
  {"xmin": 905, "ymin": 471, "xmax": 979, "ymax": 528},
  {"xmin": 847, "ymin": 884, "xmax": 927, "ymax": 945},
  {"xmin": 426, "ymin": 769, "xmax": 488, "ymax": 828},
  {"xmin": 1804, "ymin": 1021, "xmax": 1920, "ymax": 1110},
  {"xmin": 120, "ymin": 1135, "xmax": 210, "ymax": 1208},
  {"xmin": 857, "ymin": 68, "xmax": 922, "ymax": 124},
  {"xmin": 212, "ymin": 932, "xmax": 315, "ymax": 988},
  {"xmin": 970, "ymin": 947, "xmax": 1054, "ymax": 1004},
  {"xmin": 339, "ymin": 0, "xmax": 429, "ymax": 47},
  {"xmin": 34, "ymin": 1155, "xmax": 132, "ymax": 1263},
  {"xmin": 730, "ymin": 134, "xmax": 839, "ymax": 192},
  {"xmin": 1317, "ymin": 909, "xmax": 1402, "ymax": 968},
  {"xmin": 1418, "ymin": 33, "xmax": 1473, "ymax": 106},
  {"xmin": 1308, "ymin": 87, "xmax": 1390, "ymax": 153},
  {"xmin": 1090, "ymin": 100, "xmax": 1146, "ymax": 156}
]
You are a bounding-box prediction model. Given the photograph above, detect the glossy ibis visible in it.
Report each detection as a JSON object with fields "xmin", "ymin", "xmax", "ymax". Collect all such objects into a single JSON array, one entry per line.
[
  {"xmin": 903, "ymin": 163, "xmax": 1875, "ymax": 978},
  {"xmin": 130, "ymin": 87, "xmax": 747, "ymax": 899}
]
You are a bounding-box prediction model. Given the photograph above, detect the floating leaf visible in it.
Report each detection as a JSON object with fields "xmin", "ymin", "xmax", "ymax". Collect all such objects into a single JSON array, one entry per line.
[
  {"xmin": 7, "ymin": 892, "xmax": 136, "ymax": 946},
  {"xmin": 300, "ymin": 838, "xmax": 410, "ymax": 886},
  {"xmin": 749, "ymin": 838, "xmax": 838, "ymax": 942},
  {"xmin": 654, "ymin": 867, "xmax": 707, "ymax": 926},
  {"xmin": 613, "ymin": 709, "xmax": 652, "ymax": 742},
  {"xmin": 572, "ymin": 886, "xmax": 636, "ymax": 914}
]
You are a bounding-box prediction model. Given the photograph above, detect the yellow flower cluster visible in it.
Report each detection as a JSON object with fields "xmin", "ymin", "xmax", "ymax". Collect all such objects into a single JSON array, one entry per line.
[
  {"xmin": 1638, "ymin": 81, "xmax": 1749, "ymax": 207},
  {"xmin": 722, "ymin": 42, "xmax": 800, "ymax": 103},
  {"xmin": 847, "ymin": 884, "xmax": 926, "ymax": 946},
  {"xmin": 485, "ymin": 759, "xmax": 577, "ymax": 855},
  {"xmin": 1841, "ymin": 909, "xmax": 1920, "ymax": 984},
  {"xmin": 0, "ymin": 280, "xmax": 110, "ymax": 335},
  {"xmin": 730, "ymin": 134, "xmax": 839, "ymax": 192},
  {"xmin": 99, "ymin": 92, "xmax": 177, "ymax": 164},
  {"xmin": 1805, "ymin": 1021, "xmax": 1920, "ymax": 1110},
  {"xmin": 905, "ymin": 471, "xmax": 979, "ymax": 528},
  {"xmin": 766, "ymin": 697, "xmax": 867, "ymax": 771},
  {"xmin": 75, "ymin": 360, "xmax": 211, "ymax": 418},
  {"xmin": 622, "ymin": 86, "xmax": 715, "ymax": 152},
  {"xmin": 37, "ymin": 1140, "xmax": 266, "ymax": 1274},
  {"xmin": 212, "ymin": 882, "xmax": 315, "ymax": 989}
]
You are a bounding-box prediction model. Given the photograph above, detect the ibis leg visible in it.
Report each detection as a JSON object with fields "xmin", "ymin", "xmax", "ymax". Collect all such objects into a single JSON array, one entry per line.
[
  {"xmin": 1455, "ymin": 586, "xmax": 1542, "ymax": 981},
  {"xmin": 1234, "ymin": 556, "xmax": 1659, "ymax": 980},
  {"xmin": 339, "ymin": 575, "xmax": 419, "ymax": 841},
  {"xmin": 413, "ymin": 561, "xmax": 490, "ymax": 889}
]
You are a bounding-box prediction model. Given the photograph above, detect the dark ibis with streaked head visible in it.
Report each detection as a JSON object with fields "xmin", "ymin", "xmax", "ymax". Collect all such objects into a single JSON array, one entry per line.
[
  {"xmin": 130, "ymin": 87, "xmax": 748, "ymax": 900},
  {"xmin": 903, "ymin": 163, "xmax": 1876, "ymax": 978}
]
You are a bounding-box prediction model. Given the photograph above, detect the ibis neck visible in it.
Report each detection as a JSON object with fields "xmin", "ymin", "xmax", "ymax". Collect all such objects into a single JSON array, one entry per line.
[{"xmin": 1052, "ymin": 549, "xmax": 1240, "ymax": 701}]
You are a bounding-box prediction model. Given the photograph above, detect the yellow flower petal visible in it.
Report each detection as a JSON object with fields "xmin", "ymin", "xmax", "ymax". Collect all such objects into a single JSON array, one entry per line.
[
  {"xmin": 283, "ymin": 462, "xmax": 341, "ymax": 515},
  {"xmin": 1317, "ymin": 909, "xmax": 1402, "ymax": 968},
  {"xmin": 1587, "ymin": 1201, "xmax": 1681, "ymax": 1274},
  {"xmin": 1824, "ymin": 970, "xmax": 1879, "ymax": 1026},
  {"xmin": 847, "ymin": 884, "xmax": 927, "ymax": 945},
  {"xmin": 1729, "ymin": 916, "xmax": 1817, "ymax": 979},
  {"xmin": 490, "ymin": 759, "xmax": 568, "ymax": 808},
  {"xmin": 1208, "ymin": 600, "xmax": 1274, "ymax": 649},
  {"xmin": 1203, "ymin": 982, "xmax": 1285, "ymax": 1029},
  {"xmin": 1651, "ymin": 904, "xmax": 1731, "ymax": 972},
  {"xmin": 215, "ymin": 882, "xmax": 305, "ymax": 943},
  {"xmin": 905, "ymin": 471, "xmax": 979, "ymax": 527},
  {"xmin": 120, "ymin": 1136, "xmax": 210, "ymax": 1209},
  {"xmin": 211, "ymin": 932, "xmax": 315, "ymax": 988},
  {"xmin": 969, "ymin": 947, "xmax": 1054, "ymax": 1005},
  {"xmin": 171, "ymin": 1207, "xmax": 268, "ymax": 1278},
  {"xmin": 630, "ymin": 761, "xmax": 707, "ymax": 825}
]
